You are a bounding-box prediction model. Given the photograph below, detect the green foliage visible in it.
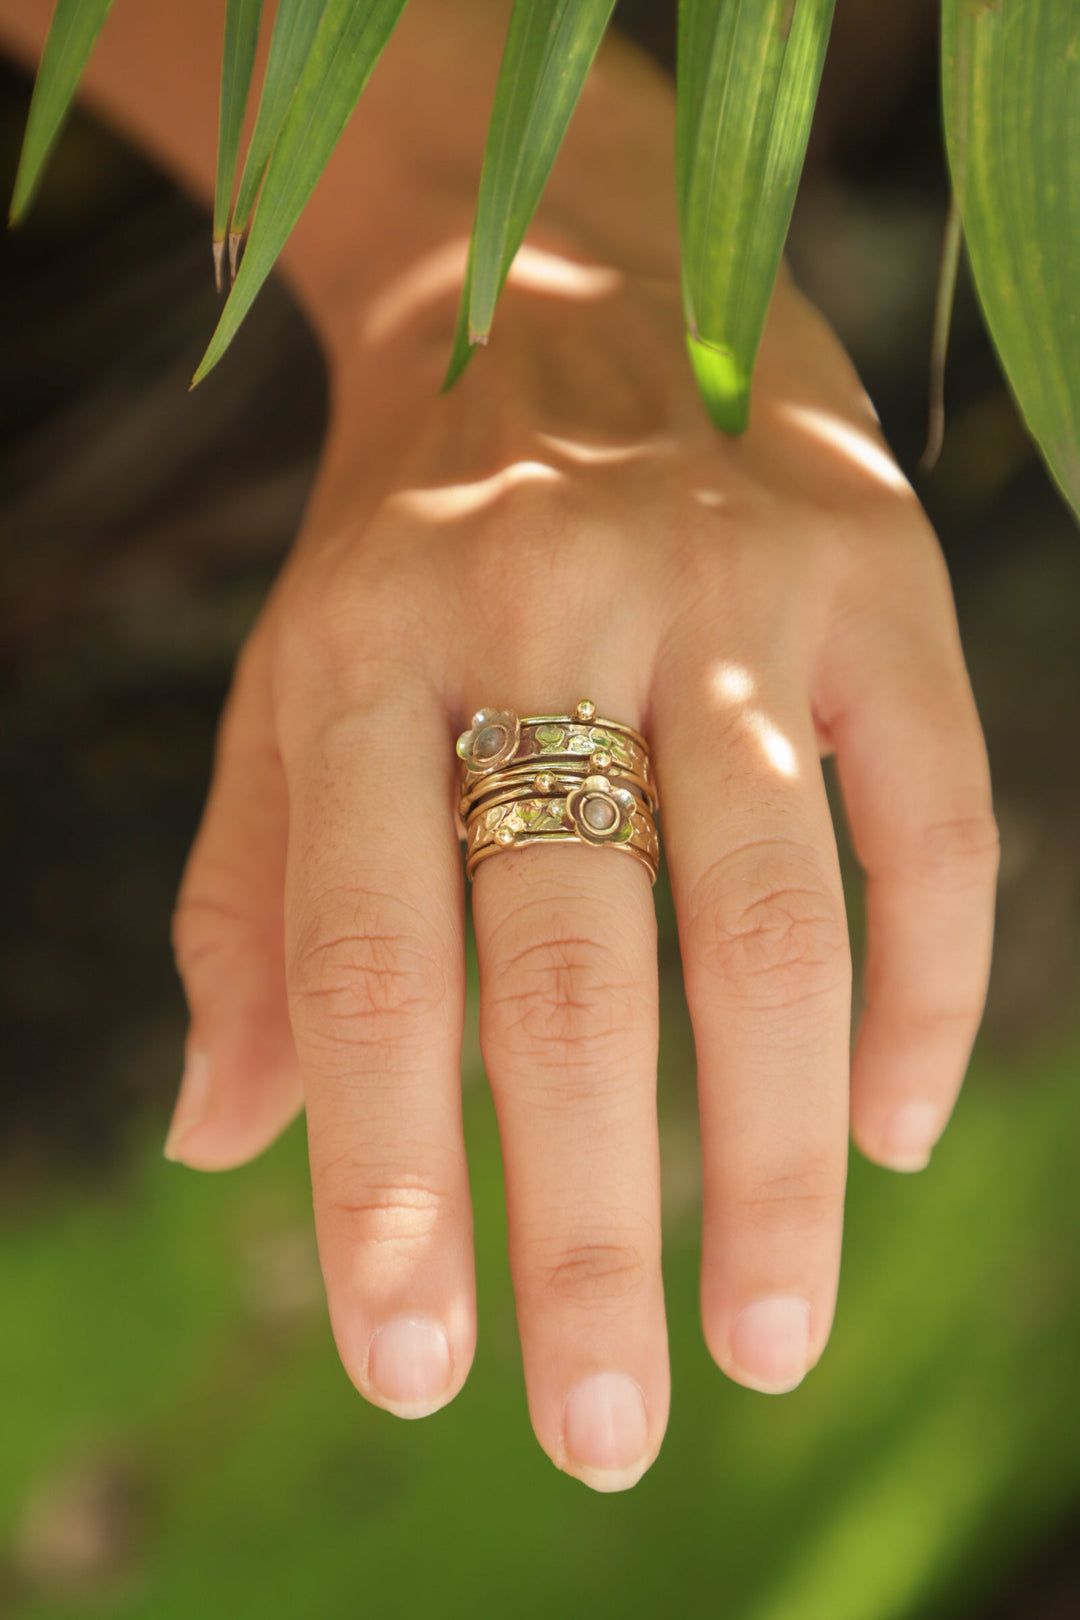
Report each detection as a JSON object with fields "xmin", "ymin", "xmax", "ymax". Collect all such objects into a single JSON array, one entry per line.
[
  {"xmin": 7, "ymin": 0, "xmax": 116, "ymax": 225},
  {"xmin": 8, "ymin": 0, "xmax": 1080, "ymax": 518},
  {"xmin": 441, "ymin": 0, "xmax": 618, "ymax": 392},
  {"xmin": 676, "ymin": 0, "xmax": 836, "ymax": 433},
  {"xmin": 229, "ymin": 0, "xmax": 333, "ymax": 254},
  {"xmin": 941, "ymin": 0, "xmax": 1080, "ymax": 520},
  {"xmin": 191, "ymin": 0, "xmax": 410, "ymax": 387},
  {"xmin": 212, "ymin": 0, "xmax": 264, "ymax": 291},
  {"xmin": 2, "ymin": 1006, "xmax": 1080, "ymax": 1615}
]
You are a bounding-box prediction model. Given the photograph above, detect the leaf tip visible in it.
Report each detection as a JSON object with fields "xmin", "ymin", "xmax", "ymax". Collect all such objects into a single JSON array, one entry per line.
[
  {"xmin": 440, "ymin": 349, "xmax": 468, "ymax": 394},
  {"xmin": 228, "ymin": 229, "xmax": 244, "ymax": 284},
  {"xmin": 189, "ymin": 349, "xmax": 216, "ymax": 391},
  {"xmin": 8, "ymin": 167, "xmax": 34, "ymax": 227},
  {"xmin": 685, "ymin": 331, "xmax": 751, "ymax": 436}
]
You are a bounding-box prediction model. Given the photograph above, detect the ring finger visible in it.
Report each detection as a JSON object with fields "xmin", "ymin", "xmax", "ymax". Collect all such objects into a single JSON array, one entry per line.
[{"xmin": 468, "ymin": 687, "xmax": 669, "ymax": 1493}]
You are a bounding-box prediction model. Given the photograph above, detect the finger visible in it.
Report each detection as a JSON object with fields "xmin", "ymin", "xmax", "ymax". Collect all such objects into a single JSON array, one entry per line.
[
  {"xmin": 167, "ymin": 624, "xmax": 301, "ymax": 1170},
  {"xmin": 819, "ymin": 542, "xmax": 999, "ymax": 1172},
  {"xmin": 280, "ymin": 681, "xmax": 475, "ymax": 1420},
  {"xmin": 472, "ymin": 741, "xmax": 667, "ymax": 1493},
  {"xmin": 654, "ymin": 653, "xmax": 851, "ymax": 1397}
]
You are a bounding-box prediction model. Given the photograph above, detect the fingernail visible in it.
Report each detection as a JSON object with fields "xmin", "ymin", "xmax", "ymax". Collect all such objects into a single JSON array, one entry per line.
[
  {"xmin": 562, "ymin": 1371, "xmax": 649, "ymax": 1491},
  {"xmin": 730, "ymin": 1295, "xmax": 811, "ymax": 1394},
  {"xmin": 881, "ymin": 1102, "xmax": 940, "ymax": 1172},
  {"xmin": 367, "ymin": 1316, "xmax": 452, "ymax": 1418},
  {"xmin": 163, "ymin": 1050, "xmax": 212, "ymax": 1161}
]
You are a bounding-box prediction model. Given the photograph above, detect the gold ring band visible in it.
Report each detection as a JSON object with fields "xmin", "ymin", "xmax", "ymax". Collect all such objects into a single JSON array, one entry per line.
[
  {"xmin": 458, "ymin": 707, "xmax": 652, "ymax": 795},
  {"xmin": 459, "ymin": 763, "xmax": 657, "ymax": 819},
  {"xmin": 462, "ymin": 771, "xmax": 655, "ymax": 814},
  {"xmin": 456, "ymin": 699, "xmax": 660, "ymax": 883}
]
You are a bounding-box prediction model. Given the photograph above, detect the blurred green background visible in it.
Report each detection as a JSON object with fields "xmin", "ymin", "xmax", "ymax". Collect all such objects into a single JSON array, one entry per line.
[{"xmin": 1, "ymin": 2, "xmax": 1078, "ymax": 1615}]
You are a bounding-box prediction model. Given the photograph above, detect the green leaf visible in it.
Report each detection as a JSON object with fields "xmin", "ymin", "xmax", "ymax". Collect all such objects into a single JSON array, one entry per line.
[
  {"xmin": 441, "ymin": 0, "xmax": 617, "ymax": 393},
  {"xmin": 941, "ymin": 0, "xmax": 1080, "ymax": 520},
  {"xmin": 676, "ymin": 0, "xmax": 835, "ymax": 434},
  {"xmin": 8, "ymin": 0, "xmax": 117, "ymax": 225},
  {"xmin": 230, "ymin": 0, "xmax": 333, "ymax": 257},
  {"xmin": 192, "ymin": 0, "xmax": 409, "ymax": 387},
  {"xmin": 213, "ymin": 0, "xmax": 264, "ymax": 292}
]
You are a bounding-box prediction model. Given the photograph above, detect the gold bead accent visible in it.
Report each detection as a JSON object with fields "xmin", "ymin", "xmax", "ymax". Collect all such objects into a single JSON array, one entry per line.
[
  {"xmin": 575, "ymin": 699, "xmax": 596, "ymax": 723},
  {"xmin": 534, "ymin": 772, "xmax": 556, "ymax": 793},
  {"xmin": 591, "ymin": 749, "xmax": 613, "ymax": 771},
  {"xmin": 495, "ymin": 826, "xmax": 516, "ymax": 846}
]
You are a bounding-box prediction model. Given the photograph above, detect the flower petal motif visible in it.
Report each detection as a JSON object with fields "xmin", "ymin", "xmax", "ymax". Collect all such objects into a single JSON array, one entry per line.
[
  {"xmin": 455, "ymin": 708, "xmax": 521, "ymax": 773},
  {"xmin": 565, "ymin": 774, "xmax": 634, "ymax": 845}
]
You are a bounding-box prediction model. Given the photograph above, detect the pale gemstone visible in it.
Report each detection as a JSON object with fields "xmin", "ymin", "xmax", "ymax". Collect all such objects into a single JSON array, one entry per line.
[
  {"xmin": 474, "ymin": 724, "xmax": 506, "ymax": 760},
  {"xmin": 583, "ymin": 796, "xmax": 618, "ymax": 832}
]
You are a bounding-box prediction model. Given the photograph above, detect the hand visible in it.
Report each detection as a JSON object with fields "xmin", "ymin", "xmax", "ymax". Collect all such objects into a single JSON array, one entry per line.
[{"xmin": 163, "ymin": 231, "xmax": 998, "ymax": 1492}]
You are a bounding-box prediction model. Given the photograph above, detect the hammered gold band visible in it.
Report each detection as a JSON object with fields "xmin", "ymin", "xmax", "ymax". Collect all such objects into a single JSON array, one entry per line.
[{"xmin": 455, "ymin": 699, "xmax": 661, "ymax": 884}]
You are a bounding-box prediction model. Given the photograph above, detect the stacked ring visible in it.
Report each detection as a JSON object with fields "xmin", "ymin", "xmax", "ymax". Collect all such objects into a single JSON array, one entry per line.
[{"xmin": 455, "ymin": 699, "xmax": 661, "ymax": 884}]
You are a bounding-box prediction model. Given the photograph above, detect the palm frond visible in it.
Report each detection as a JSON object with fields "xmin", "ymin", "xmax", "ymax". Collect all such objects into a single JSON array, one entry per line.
[
  {"xmin": 192, "ymin": 0, "xmax": 409, "ymax": 387},
  {"xmin": 441, "ymin": 0, "xmax": 617, "ymax": 393},
  {"xmin": 941, "ymin": 0, "xmax": 1080, "ymax": 518},
  {"xmin": 676, "ymin": 0, "xmax": 835, "ymax": 433},
  {"xmin": 213, "ymin": 0, "xmax": 265, "ymax": 293},
  {"xmin": 9, "ymin": 0, "xmax": 117, "ymax": 225},
  {"xmin": 229, "ymin": 0, "xmax": 334, "ymax": 271}
]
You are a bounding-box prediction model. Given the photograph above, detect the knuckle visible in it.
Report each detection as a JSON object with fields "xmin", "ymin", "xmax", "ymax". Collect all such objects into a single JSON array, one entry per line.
[
  {"xmin": 274, "ymin": 571, "xmax": 420, "ymax": 716},
  {"xmin": 171, "ymin": 886, "xmax": 261, "ymax": 980},
  {"xmin": 533, "ymin": 1234, "xmax": 650, "ymax": 1308},
  {"xmin": 899, "ymin": 997, "xmax": 984, "ymax": 1042},
  {"xmin": 685, "ymin": 843, "xmax": 849, "ymax": 1009},
  {"xmin": 482, "ymin": 927, "xmax": 644, "ymax": 1073},
  {"xmin": 319, "ymin": 1161, "xmax": 451, "ymax": 1254},
  {"xmin": 289, "ymin": 895, "xmax": 447, "ymax": 1049},
  {"xmin": 734, "ymin": 1158, "xmax": 843, "ymax": 1236},
  {"xmin": 906, "ymin": 812, "xmax": 1001, "ymax": 892}
]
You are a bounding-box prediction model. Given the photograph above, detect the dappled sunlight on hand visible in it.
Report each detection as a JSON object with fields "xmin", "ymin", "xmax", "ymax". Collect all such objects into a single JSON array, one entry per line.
[
  {"xmin": 708, "ymin": 659, "xmax": 801, "ymax": 781},
  {"xmin": 384, "ymin": 458, "xmax": 564, "ymax": 521},
  {"xmin": 777, "ymin": 402, "xmax": 912, "ymax": 494},
  {"xmin": 532, "ymin": 430, "xmax": 678, "ymax": 468},
  {"xmin": 361, "ymin": 238, "xmax": 623, "ymax": 351}
]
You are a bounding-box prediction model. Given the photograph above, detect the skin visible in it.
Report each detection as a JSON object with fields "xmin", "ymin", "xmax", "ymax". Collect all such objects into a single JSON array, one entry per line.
[{"xmin": 1, "ymin": 0, "xmax": 998, "ymax": 1492}]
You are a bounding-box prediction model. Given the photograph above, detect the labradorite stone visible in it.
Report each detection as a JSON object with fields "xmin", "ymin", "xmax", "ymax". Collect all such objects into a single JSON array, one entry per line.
[
  {"xmin": 583, "ymin": 796, "xmax": 618, "ymax": 832},
  {"xmin": 474, "ymin": 724, "xmax": 506, "ymax": 760}
]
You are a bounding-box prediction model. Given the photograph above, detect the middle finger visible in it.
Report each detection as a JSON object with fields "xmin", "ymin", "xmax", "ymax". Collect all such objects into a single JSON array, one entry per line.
[{"xmin": 469, "ymin": 691, "xmax": 668, "ymax": 1494}]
